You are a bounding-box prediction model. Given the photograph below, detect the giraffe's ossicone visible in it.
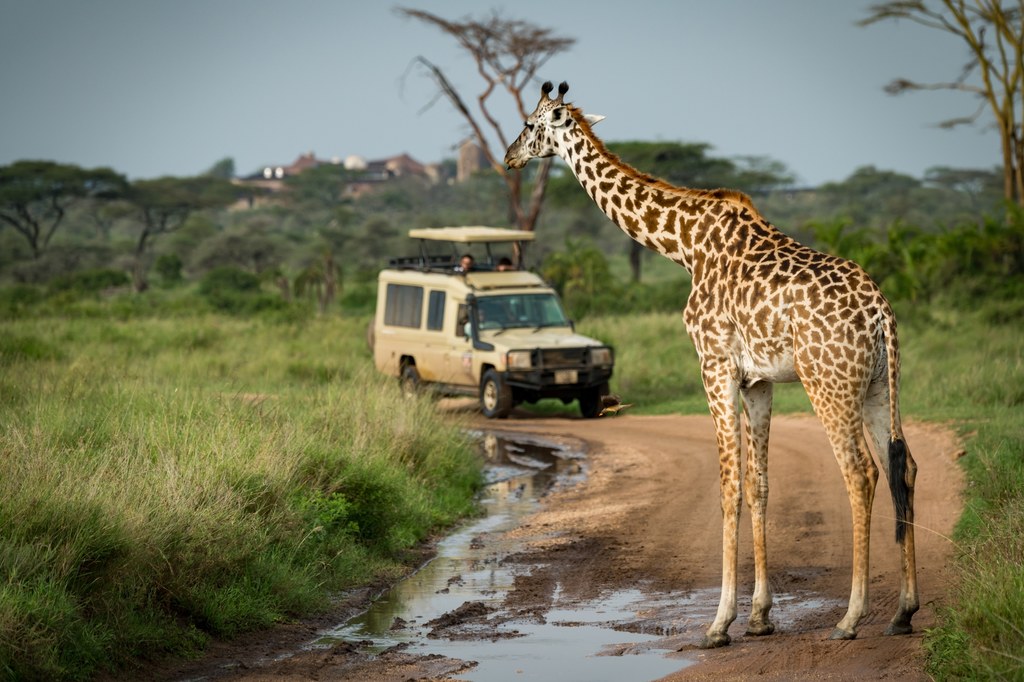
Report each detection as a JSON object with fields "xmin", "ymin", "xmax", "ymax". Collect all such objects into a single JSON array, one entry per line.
[{"xmin": 505, "ymin": 81, "xmax": 918, "ymax": 648}]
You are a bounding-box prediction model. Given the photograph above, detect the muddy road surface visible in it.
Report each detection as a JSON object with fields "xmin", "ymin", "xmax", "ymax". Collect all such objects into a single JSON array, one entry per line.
[{"xmin": 150, "ymin": 412, "xmax": 963, "ymax": 682}]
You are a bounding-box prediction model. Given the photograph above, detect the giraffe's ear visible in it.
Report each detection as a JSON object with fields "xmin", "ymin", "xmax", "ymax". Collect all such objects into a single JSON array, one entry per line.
[{"xmin": 584, "ymin": 114, "xmax": 606, "ymax": 126}]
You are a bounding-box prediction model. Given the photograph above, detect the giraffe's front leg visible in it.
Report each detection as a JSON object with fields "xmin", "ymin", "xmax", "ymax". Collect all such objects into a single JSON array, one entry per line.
[
  {"xmin": 742, "ymin": 380, "xmax": 775, "ymax": 637},
  {"xmin": 698, "ymin": 358, "xmax": 743, "ymax": 649}
]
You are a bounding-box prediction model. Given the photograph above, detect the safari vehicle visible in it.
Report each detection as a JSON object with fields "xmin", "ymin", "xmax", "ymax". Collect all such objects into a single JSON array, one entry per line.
[{"xmin": 371, "ymin": 226, "xmax": 614, "ymax": 418}]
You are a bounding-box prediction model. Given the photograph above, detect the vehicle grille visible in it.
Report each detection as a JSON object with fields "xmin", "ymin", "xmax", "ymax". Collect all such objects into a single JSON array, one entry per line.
[{"xmin": 539, "ymin": 348, "xmax": 587, "ymax": 368}]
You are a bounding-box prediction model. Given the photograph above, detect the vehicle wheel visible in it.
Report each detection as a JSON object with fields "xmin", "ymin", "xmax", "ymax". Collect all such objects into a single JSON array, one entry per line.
[
  {"xmin": 400, "ymin": 363, "xmax": 421, "ymax": 398},
  {"xmin": 480, "ymin": 369, "xmax": 513, "ymax": 419},
  {"xmin": 578, "ymin": 387, "xmax": 603, "ymax": 419}
]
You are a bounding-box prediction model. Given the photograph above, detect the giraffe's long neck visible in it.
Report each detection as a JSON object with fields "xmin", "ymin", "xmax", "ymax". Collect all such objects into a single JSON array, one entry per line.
[{"xmin": 558, "ymin": 108, "xmax": 760, "ymax": 275}]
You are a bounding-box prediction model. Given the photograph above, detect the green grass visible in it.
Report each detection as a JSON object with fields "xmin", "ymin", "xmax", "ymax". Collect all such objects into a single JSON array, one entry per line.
[
  {"xmin": 897, "ymin": 301, "xmax": 1024, "ymax": 680},
  {"xmin": 2, "ymin": 282, "xmax": 1021, "ymax": 680},
  {"xmin": 0, "ymin": 310, "xmax": 481, "ymax": 680}
]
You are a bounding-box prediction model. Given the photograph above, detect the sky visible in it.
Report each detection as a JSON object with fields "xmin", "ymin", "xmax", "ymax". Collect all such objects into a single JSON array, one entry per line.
[{"xmin": 0, "ymin": 0, "xmax": 1002, "ymax": 187}]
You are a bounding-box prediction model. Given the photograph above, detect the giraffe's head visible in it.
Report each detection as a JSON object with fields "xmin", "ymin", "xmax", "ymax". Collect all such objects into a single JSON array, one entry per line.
[{"xmin": 504, "ymin": 81, "xmax": 604, "ymax": 169}]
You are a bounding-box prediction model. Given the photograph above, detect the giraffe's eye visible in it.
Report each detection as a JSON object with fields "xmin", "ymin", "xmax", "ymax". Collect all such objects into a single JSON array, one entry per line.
[{"xmin": 524, "ymin": 122, "xmax": 534, "ymax": 131}]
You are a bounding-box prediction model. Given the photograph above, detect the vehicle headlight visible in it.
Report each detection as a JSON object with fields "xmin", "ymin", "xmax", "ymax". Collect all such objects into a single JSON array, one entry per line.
[
  {"xmin": 590, "ymin": 347, "xmax": 613, "ymax": 366},
  {"xmin": 507, "ymin": 350, "xmax": 533, "ymax": 370}
]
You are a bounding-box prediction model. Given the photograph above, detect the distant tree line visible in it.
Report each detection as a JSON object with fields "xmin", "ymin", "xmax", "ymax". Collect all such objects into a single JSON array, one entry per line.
[{"xmin": 0, "ymin": 141, "xmax": 1010, "ymax": 317}]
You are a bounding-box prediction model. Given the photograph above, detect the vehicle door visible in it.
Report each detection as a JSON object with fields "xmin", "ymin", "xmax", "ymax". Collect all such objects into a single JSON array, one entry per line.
[
  {"xmin": 442, "ymin": 298, "xmax": 476, "ymax": 386},
  {"xmin": 416, "ymin": 288, "xmax": 458, "ymax": 383}
]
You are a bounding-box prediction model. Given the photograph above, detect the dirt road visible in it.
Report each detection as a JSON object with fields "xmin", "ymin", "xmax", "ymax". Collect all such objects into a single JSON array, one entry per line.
[{"xmin": 151, "ymin": 412, "xmax": 963, "ymax": 681}]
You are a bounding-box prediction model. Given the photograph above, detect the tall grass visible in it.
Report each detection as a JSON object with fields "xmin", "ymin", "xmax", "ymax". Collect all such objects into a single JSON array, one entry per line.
[
  {"xmin": 0, "ymin": 312, "xmax": 481, "ymax": 680},
  {"xmin": 897, "ymin": 299, "xmax": 1024, "ymax": 680}
]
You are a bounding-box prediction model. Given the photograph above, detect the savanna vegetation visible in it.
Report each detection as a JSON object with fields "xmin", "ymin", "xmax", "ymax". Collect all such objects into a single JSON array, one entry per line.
[
  {"xmin": 0, "ymin": 301, "xmax": 481, "ymax": 680},
  {"xmin": 2, "ymin": 120, "xmax": 1022, "ymax": 679}
]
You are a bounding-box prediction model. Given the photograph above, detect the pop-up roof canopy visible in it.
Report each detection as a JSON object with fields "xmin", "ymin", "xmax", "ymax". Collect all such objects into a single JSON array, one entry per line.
[{"xmin": 407, "ymin": 226, "xmax": 535, "ymax": 243}]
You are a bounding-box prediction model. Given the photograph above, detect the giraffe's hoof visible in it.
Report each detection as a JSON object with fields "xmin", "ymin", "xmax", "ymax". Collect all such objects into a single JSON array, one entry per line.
[
  {"xmin": 884, "ymin": 621, "xmax": 913, "ymax": 636},
  {"xmin": 828, "ymin": 627, "xmax": 857, "ymax": 641},
  {"xmin": 698, "ymin": 632, "xmax": 731, "ymax": 649},
  {"xmin": 745, "ymin": 621, "xmax": 775, "ymax": 637}
]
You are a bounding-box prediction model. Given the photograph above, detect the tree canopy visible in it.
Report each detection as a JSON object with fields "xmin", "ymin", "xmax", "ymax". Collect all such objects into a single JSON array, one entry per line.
[
  {"xmin": 0, "ymin": 161, "xmax": 126, "ymax": 259},
  {"xmin": 126, "ymin": 175, "xmax": 237, "ymax": 290}
]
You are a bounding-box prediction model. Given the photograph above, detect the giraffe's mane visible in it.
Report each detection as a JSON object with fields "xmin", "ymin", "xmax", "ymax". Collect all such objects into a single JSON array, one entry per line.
[{"xmin": 567, "ymin": 105, "xmax": 759, "ymax": 213}]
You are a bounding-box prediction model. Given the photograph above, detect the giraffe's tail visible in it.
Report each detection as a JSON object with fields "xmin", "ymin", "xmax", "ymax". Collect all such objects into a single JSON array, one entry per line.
[
  {"xmin": 883, "ymin": 307, "xmax": 910, "ymax": 544},
  {"xmin": 888, "ymin": 438, "xmax": 910, "ymax": 544}
]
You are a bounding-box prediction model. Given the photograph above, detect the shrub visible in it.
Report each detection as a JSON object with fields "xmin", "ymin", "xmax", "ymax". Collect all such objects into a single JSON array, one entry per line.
[
  {"xmin": 47, "ymin": 268, "xmax": 130, "ymax": 295},
  {"xmin": 0, "ymin": 284, "xmax": 44, "ymax": 318},
  {"xmin": 199, "ymin": 266, "xmax": 261, "ymax": 295},
  {"xmin": 154, "ymin": 253, "xmax": 184, "ymax": 285},
  {"xmin": 198, "ymin": 266, "xmax": 286, "ymax": 315}
]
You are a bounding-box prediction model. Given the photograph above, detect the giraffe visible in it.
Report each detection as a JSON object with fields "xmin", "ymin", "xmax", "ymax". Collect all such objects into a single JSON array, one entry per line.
[{"xmin": 504, "ymin": 81, "xmax": 918, "ymax": 648}]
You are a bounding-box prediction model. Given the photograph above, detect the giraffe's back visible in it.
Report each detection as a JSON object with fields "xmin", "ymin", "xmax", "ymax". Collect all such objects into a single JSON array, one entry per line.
[{"xmin": 687, "ymin": 216, "xmax": 892, "ymax": 390}]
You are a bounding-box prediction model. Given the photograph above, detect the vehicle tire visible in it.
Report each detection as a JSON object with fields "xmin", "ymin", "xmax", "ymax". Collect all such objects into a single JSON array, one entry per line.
[
  {"xmin": 400, "ymin": 363, "xmax": 421, "ymax": 398},
  {"xmin": 480, "ymin": 369, "xmax": 513, "ymax": 419},
  {"xmin": 578, "ymin": 387, "xmax": 603, "ymax": 419}
]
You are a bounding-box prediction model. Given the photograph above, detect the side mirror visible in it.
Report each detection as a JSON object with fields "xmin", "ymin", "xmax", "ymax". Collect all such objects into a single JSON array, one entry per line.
[{"xmin": 464, "ymin": 294, "xmax": 494, "ymax": 351}]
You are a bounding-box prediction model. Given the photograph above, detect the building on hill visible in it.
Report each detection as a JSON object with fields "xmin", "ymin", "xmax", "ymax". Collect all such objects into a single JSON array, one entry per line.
[
  {"xmin": 234, "ymin": 151, "xmax": 444, "ymax": 206},
  {"xmin": 457, "ymin": 139, "xmax": 489, "ymax": 182}
]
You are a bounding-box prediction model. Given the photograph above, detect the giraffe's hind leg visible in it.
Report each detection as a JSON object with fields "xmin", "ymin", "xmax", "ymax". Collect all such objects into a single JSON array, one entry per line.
[
  {"xmin": 803, "ymin": 379, "xmax": 878, "ymax": 641},
  {"xmin": 742, "ymin": 380, "xmax": 775, "ymax": 637},
  {"xmin": 863, "ymin": 378, "xmax": 919, "ymax": 635}
]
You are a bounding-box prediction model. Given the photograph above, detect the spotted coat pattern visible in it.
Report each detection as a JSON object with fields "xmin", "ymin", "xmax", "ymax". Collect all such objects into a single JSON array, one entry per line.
[{"xmin": 505, "ymin": 81, "xmax": 919, "ymax": 648}]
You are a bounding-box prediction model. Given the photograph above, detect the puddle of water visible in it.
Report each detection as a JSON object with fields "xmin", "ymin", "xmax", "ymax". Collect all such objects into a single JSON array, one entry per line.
[
  {"xmin": 314, "ymin": 430, "xmax": 844, "ymax": 681},
  {"xmin": 314, "ymin": 431, "xmax": 687, "ymax": 680},
  {"xmin": 316, "ymin": 432, "xmax": 583, "ymax": 648},
  {"xmin": 417, "ymin": 594, "xmax": 685, "ymax": 682}
]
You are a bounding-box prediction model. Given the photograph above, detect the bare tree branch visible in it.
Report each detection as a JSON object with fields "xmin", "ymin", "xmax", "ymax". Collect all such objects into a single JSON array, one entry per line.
[
  {"xmin": 397, "ymin": 7, "xmax": 575, "ymax": 231},
  {"xmin": 862, "ymin": 0, "xmax": 1024, "ymax": 206}
]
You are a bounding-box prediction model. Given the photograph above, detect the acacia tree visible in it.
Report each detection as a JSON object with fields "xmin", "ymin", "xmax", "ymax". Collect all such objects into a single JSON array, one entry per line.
[
  {"xmin": 0, "ymin": 161, "xmax": 126, "ymax": 259},
  {"xmin": 127, "ymin": 176, "xmax": 236, "ymax": 291},
  {"xmin": 861, "ymin": 1, "xmax": 1024, "ymax": 207},
  {"xmin": 398, "ymin": 8, "xmax": 574, "ymax": 239}
]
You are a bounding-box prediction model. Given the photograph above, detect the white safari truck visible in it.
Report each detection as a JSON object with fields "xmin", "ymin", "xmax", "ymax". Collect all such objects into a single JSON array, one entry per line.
[{"xmin": 371, "ymin": 227, "xmax": 614, "ymax": 418}]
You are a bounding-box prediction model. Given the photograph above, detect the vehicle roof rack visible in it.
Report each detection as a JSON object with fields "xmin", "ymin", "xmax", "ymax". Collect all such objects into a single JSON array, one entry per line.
[
  {"xmin": 393, "ymin": 226, "xmax": 535, "ymax": 273},
  {"xmin": 407, "ymin": 226, "xmax": 535, "ymax": 243}
]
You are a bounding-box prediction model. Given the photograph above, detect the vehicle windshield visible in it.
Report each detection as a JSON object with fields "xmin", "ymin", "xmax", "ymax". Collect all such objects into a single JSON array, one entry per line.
[{"xmin": 475, "ymin": 293, "xmax": 570, "ymax": 330}]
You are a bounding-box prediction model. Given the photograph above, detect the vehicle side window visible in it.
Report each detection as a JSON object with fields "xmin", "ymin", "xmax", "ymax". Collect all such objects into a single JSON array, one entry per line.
[
  {"xmin": 384, "ymin": 284, "xmax": 423, "ymax": 328},
  {"xmin": 426, "ymin": 290, "xmax": 445, "ymax": 331}
]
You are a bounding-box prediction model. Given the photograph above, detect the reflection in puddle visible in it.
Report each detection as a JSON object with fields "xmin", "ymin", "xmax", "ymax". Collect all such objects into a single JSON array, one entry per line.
[
  {"xmin": 314, "ymin": 431, "xmax": 686, "ymax": 680},
  {"xmin": 314, "ymin": 430, "xmax": 840, "ymax": 681}
]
